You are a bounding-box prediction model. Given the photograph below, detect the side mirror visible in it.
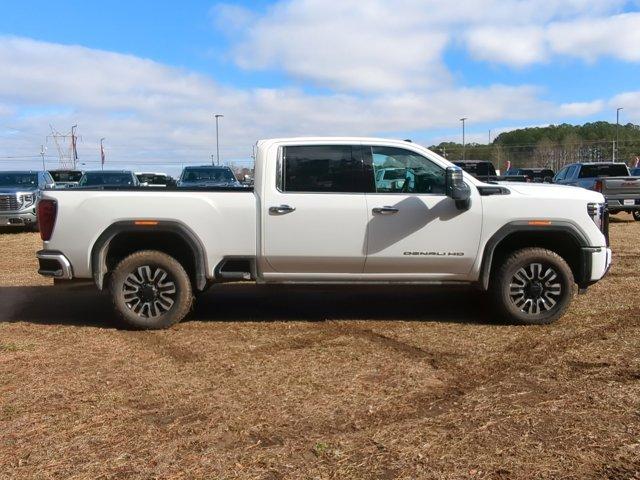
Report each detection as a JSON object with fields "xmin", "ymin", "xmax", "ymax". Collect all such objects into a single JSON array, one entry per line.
[{"xmin": 445, "ymin": 166, "xmax": 471, "ymax": 210}]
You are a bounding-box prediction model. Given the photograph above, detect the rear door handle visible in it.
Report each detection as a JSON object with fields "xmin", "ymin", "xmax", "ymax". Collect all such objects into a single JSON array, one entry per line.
[
  {"xmin": 372, "ymin": 206, "xmax": 399, "ymax": 215},
  {"xmin": 269, "ymin": 204, "xmax": 296, "ymax": 215}
]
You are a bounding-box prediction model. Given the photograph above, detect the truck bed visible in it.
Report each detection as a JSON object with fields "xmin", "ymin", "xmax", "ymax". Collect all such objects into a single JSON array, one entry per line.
[{"xmin": 42, "ymin": 189, "xmax": 257, "ymax": 280}]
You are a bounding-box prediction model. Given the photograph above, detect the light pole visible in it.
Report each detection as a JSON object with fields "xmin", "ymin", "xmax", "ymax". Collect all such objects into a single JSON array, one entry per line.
[
  {"xmin": 460, "ymin": 117, "xmax": 467, "ymax": 160},
  {"xmin": 214, "ymin": 114, "xmax": 224, "ymax": 165},
  {"xmin": 39, "ymin": 145, "xmax": 46, "ymax": 170},
  {"xmin": 615, "ymin": 107, "xmax": 623, "ymax": 162}
]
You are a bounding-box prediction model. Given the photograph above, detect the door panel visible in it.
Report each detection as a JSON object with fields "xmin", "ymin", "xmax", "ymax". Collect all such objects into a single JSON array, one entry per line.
[
  {"xmin": 363, "ymin": 145, "xmax": 482, "ymax": 276},
  {"xmin": 261, "ymin": 144, "xmax": 370, "ymax": 274},
  {"xmin": 262, "ymin": 193, "xmax": 368, "ymax": 273},
  {"xmin": 364, "ymin": 193, "xmax": 482, "ymax": 275}
]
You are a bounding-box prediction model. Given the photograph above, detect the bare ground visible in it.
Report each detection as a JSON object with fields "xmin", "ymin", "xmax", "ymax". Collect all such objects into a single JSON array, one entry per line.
[{"xmin": 0, "ymin": 218, "xmax": 639, "ymax": 479}]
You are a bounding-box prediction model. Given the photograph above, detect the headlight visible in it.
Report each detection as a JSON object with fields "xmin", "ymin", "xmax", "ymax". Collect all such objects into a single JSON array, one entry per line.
[
  {"xmin": 20, "ymin": 193, "xmax": 36, "ymax": 208},
  {"xmin": 587, "ymin": 202, "xmax": 608, "ymax": 236}
]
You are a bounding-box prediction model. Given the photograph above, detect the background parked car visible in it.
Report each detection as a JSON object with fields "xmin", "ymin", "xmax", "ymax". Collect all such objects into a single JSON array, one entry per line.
[
  {"xmin": 177, "ymin": 165, "xmax": 242, "ymax": 188},
  {"xmin": 49, "ymin": 169, "xmax": 83, "ymax": 188},
  {"xmin": 0, "ymin": 170, "xmax": 55, "ymax": 229},
  {"xmin": 454, "ymin": 160, "xmax": 527, "ymax": 183},
  {"xmin": 135, "ymin": 172, "xmax": 176, "ymax": 187},
  {"xmin": 554, "ymin": 162, "xmax": 640, "ymax": 220},
  {"xmin": 78, "ymin": 170, "xmax": 139, "ymax": 188},
  {"xmin": 505, "ymin": 167, "xmax": 555, "ymax": 183}
]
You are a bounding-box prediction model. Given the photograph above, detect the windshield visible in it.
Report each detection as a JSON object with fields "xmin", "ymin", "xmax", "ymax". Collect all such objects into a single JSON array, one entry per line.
[
  {"xmin": 79, "ymin": 172, "xmax": 135, "ymax": 186},
  {"xmin": 521, "ymin": 169, "xmax": 554, "ymax": 179},
  {"xmin": 181, "ymin": 168, "xmax": 236, "ymax": 183},
  {"xmin": 579, "ymin": 164, "xmax": 629, "ymax": 178},
  {"xmin": 0, "ymin": 173, "xmax": 38, "ymax": 188},
  {"xmin": 454, "ymin": 162, "xmax": 494, "ymax": 176},
  {"xmin": 50, "ymin": 171, "xmax": 82, "ymax": 182},
  {"xmin": 137, "ymin": 174, "xmax": 168, "ymax": 185}
]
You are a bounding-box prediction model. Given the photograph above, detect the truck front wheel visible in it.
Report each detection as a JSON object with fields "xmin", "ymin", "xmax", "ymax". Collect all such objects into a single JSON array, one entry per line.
[
  {"xmin": 110, "ymin": 250, "xmax": 193, "ymax": 329},
  {"xmin": 633, "ymin": 210, "xmax": 640, "ymax": 221},
  {"xmin": 491, "ymin": 248, "xmax": 575, "ymax": 325}
]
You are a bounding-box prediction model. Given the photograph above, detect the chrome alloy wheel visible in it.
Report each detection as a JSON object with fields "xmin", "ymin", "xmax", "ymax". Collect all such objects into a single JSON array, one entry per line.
[
  {"xmin": 508, "ymin": 262, "xmax": 562, "ymax": 315},
  {"xmin": 123, "ymin": 265, "xmax": 176, "ymax": 318}
]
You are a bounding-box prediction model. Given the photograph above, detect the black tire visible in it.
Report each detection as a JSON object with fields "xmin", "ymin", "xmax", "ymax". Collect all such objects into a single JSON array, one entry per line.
[
  {"xmin": 490, "ymin": 248, "xmax": 575, "ymax": 325},
  {"xmin": 110, "ymin": 250, "xmax": 193, "ymax": 329},
  {"xmin": 633, "ymin": 210, "xmax": 640, "ymax": 221}
]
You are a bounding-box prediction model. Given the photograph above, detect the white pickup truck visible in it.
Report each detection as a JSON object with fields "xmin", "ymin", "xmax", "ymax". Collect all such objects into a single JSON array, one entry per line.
[{"xmin": 36, "ymin": 137, "xmax": 612, "ymax": 329}]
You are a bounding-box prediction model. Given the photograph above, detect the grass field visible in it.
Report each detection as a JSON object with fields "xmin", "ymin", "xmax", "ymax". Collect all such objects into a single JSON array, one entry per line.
[{"xmin": 0, "ymin": 219, "xmax": 639, "ymax": 479}]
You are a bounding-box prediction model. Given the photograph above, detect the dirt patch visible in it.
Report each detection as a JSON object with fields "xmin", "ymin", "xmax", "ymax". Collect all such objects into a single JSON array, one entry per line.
[{"xmin": 0, "ymin": 216, "xmax": 638, "ymax": 479}]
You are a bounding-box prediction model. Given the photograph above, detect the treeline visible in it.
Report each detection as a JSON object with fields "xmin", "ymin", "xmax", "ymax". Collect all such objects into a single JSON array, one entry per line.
[{"xmin": 429, "ymin": 121, "xmax": 640, "ymax": 171}]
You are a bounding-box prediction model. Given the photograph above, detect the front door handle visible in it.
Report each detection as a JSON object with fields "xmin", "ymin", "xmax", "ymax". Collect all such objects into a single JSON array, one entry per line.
[
  {"xmin": 269, "ymin": 204, "xmax": 296, "ymax": 215},
  {"xmin": 372, "ymin": 206, "xmax": 399, "ymax": 215}
]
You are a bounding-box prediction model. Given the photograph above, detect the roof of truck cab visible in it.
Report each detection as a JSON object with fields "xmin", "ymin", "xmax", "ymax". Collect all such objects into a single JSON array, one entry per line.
[
  {"xmin": 257, "ymin": 137, "xmax": 418, "ymax": 145},
  {"xmin": 568, "ymin": 162, "xmax": 626, "ymax": 165},
  {"xmin": 182, "ymin": 165, "xmax": 232, "ymax": 169}
]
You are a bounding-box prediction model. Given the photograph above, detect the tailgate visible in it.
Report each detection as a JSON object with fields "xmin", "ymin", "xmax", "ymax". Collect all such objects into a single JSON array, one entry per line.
[{"xmin": 602, "ymin": 176, "xmax": 640, "ymax": 197}]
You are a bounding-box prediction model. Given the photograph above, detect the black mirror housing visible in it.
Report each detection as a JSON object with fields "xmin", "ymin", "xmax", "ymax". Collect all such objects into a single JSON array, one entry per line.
[{"xmin": 445, "ymin": 166, "xmax": 472, "ymax": 210}]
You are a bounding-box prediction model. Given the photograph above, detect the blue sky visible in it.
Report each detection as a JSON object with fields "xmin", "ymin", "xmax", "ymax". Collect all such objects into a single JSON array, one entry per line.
[{"xmin": 0, "ymin": 0, "xmax": 639, "ymax": 173}]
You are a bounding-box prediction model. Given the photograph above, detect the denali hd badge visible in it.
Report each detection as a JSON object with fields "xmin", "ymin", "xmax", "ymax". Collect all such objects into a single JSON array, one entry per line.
[{"xmin": 403, "ymin": 251, "xmax": 464, "ymax": 256}]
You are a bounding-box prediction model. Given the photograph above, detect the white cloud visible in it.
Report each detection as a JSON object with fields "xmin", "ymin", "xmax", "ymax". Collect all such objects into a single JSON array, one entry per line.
[
  {"xmin": 213, "ymin": 0, "xmax": 633, "ymax": 90},
  {"xmin": 548, "ymin": 13, "xmax": 640, "ymax": 62},
  {"xmin": 560, "ymin": 100, "xmax": 606, "ymax": 117},
  {"xmin": 464, "ymin": 27, "xmax": 548, "ymax": 67},
  {"xmin": 0, "ymin": 35, "xmax": 615, "ymax": 173}
]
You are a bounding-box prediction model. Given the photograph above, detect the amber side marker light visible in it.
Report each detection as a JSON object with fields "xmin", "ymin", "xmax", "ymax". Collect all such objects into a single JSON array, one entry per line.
[
  {"xmin": 528, "ymin": 220, "xmax": 552, "ymax": 226},
  {"xmin": 134, "ymin": 220, "xmax": 159, "ymax": 226}
]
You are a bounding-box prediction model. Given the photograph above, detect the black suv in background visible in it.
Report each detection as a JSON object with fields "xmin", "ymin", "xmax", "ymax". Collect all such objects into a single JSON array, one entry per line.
[{"xmin": 505, "ymin": 167, "xmax": 555, "ymax": 183}]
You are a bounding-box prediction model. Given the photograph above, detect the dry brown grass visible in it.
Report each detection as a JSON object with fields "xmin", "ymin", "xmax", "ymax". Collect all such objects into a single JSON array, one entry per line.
[{"xmin": 0, "ymin": 218, "xmax": 639, "ymax": 479}]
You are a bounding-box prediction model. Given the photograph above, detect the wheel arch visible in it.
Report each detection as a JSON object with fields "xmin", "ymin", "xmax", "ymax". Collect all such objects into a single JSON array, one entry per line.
[
  {"xmin": 91, "ymin": 221, "xmax": 208, "ymax": 292},
  {"xmin": 480, "ymin": 221, "xmax": 590, "ymax": 290}
]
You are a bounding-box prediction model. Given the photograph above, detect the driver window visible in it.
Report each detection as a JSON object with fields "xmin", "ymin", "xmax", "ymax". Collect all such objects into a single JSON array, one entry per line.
[{"xmin": 370, "ymin": 146, "xmax": 446, "ymax": 194}]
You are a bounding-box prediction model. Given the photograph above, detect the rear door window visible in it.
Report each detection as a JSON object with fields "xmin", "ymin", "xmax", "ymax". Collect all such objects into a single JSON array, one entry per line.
[{"xmin": 282, "ymin": 145, "xmax": 370, "ymax": 193}]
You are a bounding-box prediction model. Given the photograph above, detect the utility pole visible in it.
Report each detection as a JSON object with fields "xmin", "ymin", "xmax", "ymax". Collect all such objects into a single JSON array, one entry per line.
[
  {"xmin": 100, "ymin": 138, "xmax": 106, "ymax": 171},
  {"xmin": 460, "ymin": 117, "xmax": 467, "ymax": 160},
  {"xmin": 40, "ymin": 145, "xmax": 46, "ymax": 170},
  {"xmin": 615, "ymin": 107, "xmax": 623, "ymax": 162},
  {"xmin": 71, "ymin": 124, "xmax": 78, "ymax": 169},
  {"xmin": 214, "ymin": 114, "xmax": 223, "ymax": 166},
  {"xmin": 488, "ymin": 129, "xmax": 491, "ymax": 144}
]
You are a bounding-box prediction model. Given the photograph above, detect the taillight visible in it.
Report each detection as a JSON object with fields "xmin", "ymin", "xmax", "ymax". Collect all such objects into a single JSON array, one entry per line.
[
  {"xmin": 594, "ymin": 180, "xmax": 603, "ymax": 192},
  {"xmin": 37, "ymin": 199, "xmax": 57, "ymax": 241}
]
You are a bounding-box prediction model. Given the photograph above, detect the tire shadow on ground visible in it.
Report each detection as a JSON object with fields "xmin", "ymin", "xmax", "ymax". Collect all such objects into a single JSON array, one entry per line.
[{"xmin": 0, "ymin": 283, "xmax": 497, "ymax": 328}]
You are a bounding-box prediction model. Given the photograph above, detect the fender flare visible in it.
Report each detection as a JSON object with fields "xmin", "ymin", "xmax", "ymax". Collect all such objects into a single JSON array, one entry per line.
[
  {"xmin": 91, "ymin": 220, "xmax": 208, "ymax": 291},
  {"xmin": 479, "ymin": 221, "xmax": 590, "ymax": 290}
]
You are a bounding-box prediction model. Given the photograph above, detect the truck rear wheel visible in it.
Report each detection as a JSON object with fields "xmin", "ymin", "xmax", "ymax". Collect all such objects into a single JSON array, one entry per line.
[
  {"xmin": 491, "ymin": 248, "xmax": 574, "ymax": 325},
  {"xmin": 110, "ymin": 250, "xmax": 193, "ymax": 329},
  {"xmin": 633, "ymin": 211, "xmax": 640, "ymax": 221}
]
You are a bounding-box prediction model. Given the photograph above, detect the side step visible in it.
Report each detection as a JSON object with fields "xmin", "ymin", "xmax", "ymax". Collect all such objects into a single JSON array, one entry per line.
[{"xmin": 215, "ymin": 258, "xmax": 254, "ymax": 281}]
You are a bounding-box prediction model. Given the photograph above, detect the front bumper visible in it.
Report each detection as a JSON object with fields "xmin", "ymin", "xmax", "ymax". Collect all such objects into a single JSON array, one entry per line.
[
  {"xmin": 579, "ymin": 246, "xmax": 612, "ymax": 289},
  {"xmin": 0, "ymin": 211, "xmax": 36, "ymax": 226},
  {"xmin": 36, "ymin": 250, "xmax": 73, "ymax": 279}
]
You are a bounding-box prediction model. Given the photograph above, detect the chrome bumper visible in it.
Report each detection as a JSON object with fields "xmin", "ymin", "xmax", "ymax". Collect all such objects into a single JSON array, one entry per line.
[
  {"xmin": 0, "ymin": 211, "xmax": 36, "ymax": 226},
  {"xmin": 36, "ymin": 250, "xmax": 73, "ymax": 279}
]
